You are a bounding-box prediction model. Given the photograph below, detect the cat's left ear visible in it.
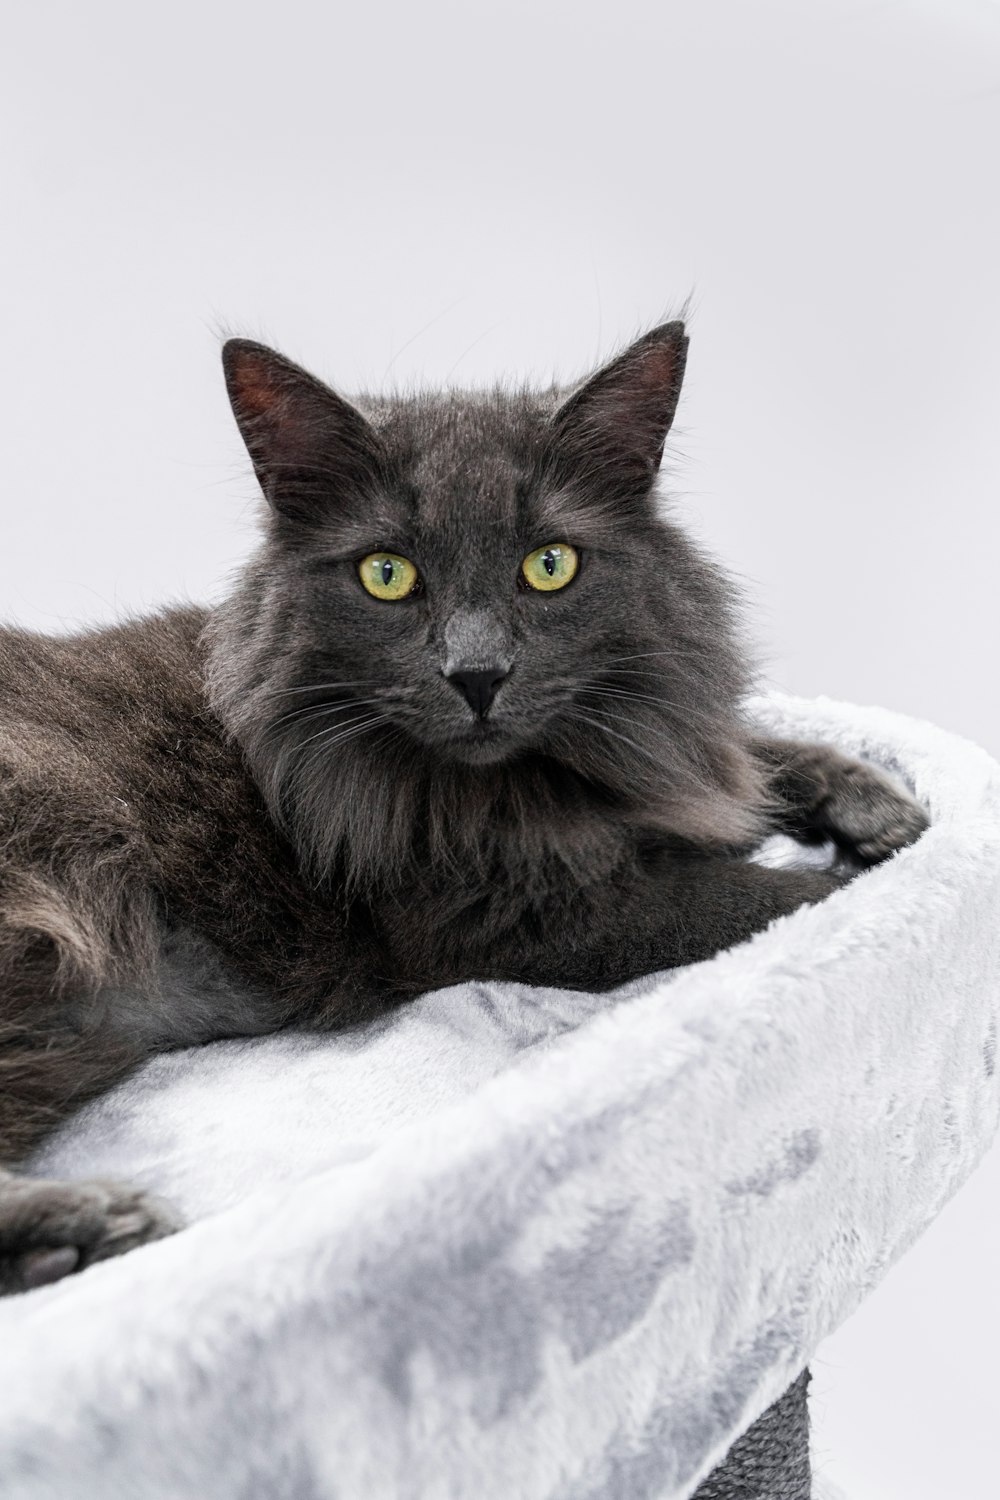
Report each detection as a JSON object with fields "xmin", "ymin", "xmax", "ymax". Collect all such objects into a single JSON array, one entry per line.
[
  {"xmin": 222, "ymin": 339, "xmax": 385, "ymax": 526},
  {"xmin": 547, "ymin": 322, "xmax": 688, "ymax": 500}
]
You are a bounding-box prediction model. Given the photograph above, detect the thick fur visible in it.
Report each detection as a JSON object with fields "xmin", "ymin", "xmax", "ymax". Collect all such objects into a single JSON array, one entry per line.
[{"xmin": 0, "ymin": 325, "xmax": 926, "ymax": 1306}]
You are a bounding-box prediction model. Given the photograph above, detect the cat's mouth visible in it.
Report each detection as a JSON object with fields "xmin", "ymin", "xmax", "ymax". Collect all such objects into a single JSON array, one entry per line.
[{"xmin": 445, "ymin": 719, "xmax": 513, "ymax": 764}]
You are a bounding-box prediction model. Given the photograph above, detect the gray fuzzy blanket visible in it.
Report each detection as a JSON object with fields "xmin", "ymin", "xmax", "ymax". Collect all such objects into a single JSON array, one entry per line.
[{"xmin": 1, "ymin": 693, "xmax": 998, "ymax": 1500}]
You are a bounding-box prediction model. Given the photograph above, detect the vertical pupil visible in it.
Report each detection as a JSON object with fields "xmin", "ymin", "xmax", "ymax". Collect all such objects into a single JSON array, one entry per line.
[
  {"xmin": 381, "ymin": 559, "xmax": 395, "ymax": 587},
  {"xmin": 543, "ymin": 549, "xmax": 557, "ymax": 576}
]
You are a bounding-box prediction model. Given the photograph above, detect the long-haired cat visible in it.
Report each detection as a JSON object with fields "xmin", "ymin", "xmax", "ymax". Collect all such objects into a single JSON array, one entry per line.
[{"xmin": 0, "ymin": 322, "xmax": 925, "ymax": 1295}]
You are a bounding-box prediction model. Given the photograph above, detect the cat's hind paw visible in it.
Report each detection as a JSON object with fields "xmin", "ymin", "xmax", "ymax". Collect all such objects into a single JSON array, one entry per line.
[{"xmin": 0, "ymin": 1174, "xmax": 181, "ymax": 1295}]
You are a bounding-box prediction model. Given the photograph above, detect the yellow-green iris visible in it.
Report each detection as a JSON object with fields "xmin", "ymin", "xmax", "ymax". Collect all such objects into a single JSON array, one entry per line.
[
  {"xmin": 521, "ymin": 542, "xmax": 579, "ymax": 592},
  {"xmin": 359, "ymin": 552, "xmax": 420, "ymax": 601}
]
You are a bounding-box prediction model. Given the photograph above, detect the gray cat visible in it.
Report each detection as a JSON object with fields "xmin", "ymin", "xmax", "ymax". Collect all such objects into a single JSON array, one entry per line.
[{"xmin": 0, "ymin": 321, "xmax": 924, "ymax": 1288}]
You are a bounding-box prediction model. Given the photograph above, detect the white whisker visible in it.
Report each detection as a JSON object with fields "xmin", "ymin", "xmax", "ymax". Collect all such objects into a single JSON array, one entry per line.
[
  {"xmin": 268, "ymin": 680, "xmax": 380, "ymax": 698},
  {"xmin": 293, "ymin": 712, "xmax": 386, "ymax": 755},
  {"xmin": 601, "ymin": 649, "xmax": 702, "ymax": 667},
  {"xmin": 562, "ymin": 708, "xmax": 661, "ymax": 764},
  {"xmin": 270, "ymin": 698, "xmax": 385, "ymax": 732},
  {"xmin": 582, "ymin": 684, "xmax": 725, "ymax": 726}
]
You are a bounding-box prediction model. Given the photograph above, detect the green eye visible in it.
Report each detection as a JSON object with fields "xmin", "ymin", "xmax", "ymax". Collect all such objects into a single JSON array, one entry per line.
[
  {"xmin": 359, "ymin": 551, "xmax": 420, "ymax": 601},
  {"xmin": 521, "ymin": 542, "xmax": 579, "ymax": 592}
]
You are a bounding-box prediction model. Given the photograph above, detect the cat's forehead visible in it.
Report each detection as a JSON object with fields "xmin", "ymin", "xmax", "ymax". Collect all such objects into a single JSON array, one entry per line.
[{"xmin": 369, "ymin": 389, "xmax": 550, "ymax": 531}]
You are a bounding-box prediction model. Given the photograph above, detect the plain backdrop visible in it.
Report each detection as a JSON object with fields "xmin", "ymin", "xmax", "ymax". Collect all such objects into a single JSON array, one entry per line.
[{"xmin": 2, "ymin": 2, "xmax": 998, "ymax": 1495}]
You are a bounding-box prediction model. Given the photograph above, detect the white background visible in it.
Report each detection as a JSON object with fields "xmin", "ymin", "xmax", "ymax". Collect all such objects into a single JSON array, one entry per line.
[{"xmin": 2, "ymin": 2, "xmax": 998, "ymax": 1494}]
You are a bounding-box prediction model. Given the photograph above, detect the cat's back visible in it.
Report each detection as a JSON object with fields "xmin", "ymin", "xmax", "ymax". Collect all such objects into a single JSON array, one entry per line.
[
  {"xmin": 0, "ymin": 604, "xmax": 248, "ymax": 848},
  {"xmin": 0, "ymin": 605, "xmax": 209, "ymax": 738}
]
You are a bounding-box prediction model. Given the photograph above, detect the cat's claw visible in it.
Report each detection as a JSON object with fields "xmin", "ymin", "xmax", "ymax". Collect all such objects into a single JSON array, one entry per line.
[{"xmin": 0, "ymin": 1176, "xmax": 181, "ymax": 1296}]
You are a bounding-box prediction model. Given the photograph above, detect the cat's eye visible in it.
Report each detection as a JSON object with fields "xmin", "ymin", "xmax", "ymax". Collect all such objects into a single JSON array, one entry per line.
[
  {"xmin": 520, "ymin": 542, "xmax": 579, "ymax": 592},
  {"xmin": 358, "ymin": 552, "xmax": 421, "ymax": 601}
]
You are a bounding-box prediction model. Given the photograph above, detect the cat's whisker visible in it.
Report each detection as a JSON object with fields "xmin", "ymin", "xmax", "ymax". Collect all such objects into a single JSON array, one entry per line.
[
  {"xmin": 294, "ymin": 733, "xmax": 384, "ymax": 782},
  {"xmin": 268, "ymin": 680, "xmax": 380, "ymax": 699},
  {"xmin": 294, "ymin": 713, "xmax": 386, "ymax": 755},
  {"xmin": 571, "ymin": 701, "xmax": 729, "ymax": 791},
  {"xmin": 295, "ymin": 716, "xmax": 398, "ymax": 780},
  {"xmin": 288, "ymin": 718, "xmax": 374, "ymax": 756},
  {"xmin": 267, "ymin": 709, "xmax": 371, "ymax": 740},
  {"xmin": 601, "ymin": 667, "xmax": 702, "ymax": 679},
  {"xmin": 582, "ymin": 685, "xmax": 669, "ymax": 710},
  {"xmin": 291, "ymin": 708, "xmax": 405, "ymax": 765},
  {"xmin": 270, "ymin": 698, "xmax": 386, "ymax": 732},
  {"xmin": 601, "ymin": 649, "xmax": 702, "ymax": 667},
  {"xmin": 582, "ymin": 685, "xmax": 727, "ymax": 726},
  {"xmin": 560, "ymin": 708, "xmax": 663, "ymax": 766}
]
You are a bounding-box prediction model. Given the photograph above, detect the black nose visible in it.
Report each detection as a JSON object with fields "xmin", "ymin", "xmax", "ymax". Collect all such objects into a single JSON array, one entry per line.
[{"xmin": 447, "ymin": 667, "xmax": 508, "ymax": 719}]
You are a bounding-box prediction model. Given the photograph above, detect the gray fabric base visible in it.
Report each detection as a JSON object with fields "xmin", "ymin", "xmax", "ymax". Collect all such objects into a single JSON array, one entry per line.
[{"xmin": 694, "ymin": 1373, "xmax": 811, "ymax": 1500}]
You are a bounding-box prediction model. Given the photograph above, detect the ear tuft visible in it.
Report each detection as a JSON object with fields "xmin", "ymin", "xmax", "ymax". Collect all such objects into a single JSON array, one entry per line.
[{"xmin": 547, "ymin": 322, "xmax": 688, "ymax": 504}]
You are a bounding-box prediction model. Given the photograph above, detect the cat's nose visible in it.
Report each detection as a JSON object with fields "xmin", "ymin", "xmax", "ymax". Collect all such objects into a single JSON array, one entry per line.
[{"xmin": 447, "ymin": 666, "xmax": 509, "ymax": 719}]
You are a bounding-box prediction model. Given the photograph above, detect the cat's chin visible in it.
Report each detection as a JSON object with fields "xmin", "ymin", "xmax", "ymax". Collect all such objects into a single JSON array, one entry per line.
[{"xmin": 441, "ymin": 724, "xmax": 517, "ymax": 766}]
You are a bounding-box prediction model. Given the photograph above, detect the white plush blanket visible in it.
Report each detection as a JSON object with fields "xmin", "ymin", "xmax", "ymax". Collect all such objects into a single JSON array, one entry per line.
[{"xmin": 1, "ymin": 694, "xmax": 998, "ymax": 1500}]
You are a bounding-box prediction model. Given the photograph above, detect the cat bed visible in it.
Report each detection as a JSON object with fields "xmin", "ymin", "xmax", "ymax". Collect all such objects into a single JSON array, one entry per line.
[{"xmin": 1, "ymin": 692, "xmax": 998, "ymax": 1500}]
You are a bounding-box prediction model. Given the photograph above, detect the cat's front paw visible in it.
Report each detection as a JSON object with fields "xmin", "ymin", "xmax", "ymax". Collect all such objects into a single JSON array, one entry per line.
[
  {"xmin": 0, "ymin": 1174, "xmax": 181, "ymax": 1295},
  {"xmin": 817, "ymin": 758, "xmax": 928, "ymax": 863}
]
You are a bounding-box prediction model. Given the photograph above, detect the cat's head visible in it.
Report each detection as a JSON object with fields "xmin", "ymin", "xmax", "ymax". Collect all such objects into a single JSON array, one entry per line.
[{"xmin": 207, "ymin": 326, "xmax": 766, "ymax": 886}]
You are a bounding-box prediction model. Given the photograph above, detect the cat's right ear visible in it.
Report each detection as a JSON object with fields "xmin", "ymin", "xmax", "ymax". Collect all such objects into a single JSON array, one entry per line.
[
  {"xmin": 544, "ymin": 322, "xmax": 688, "ymax": 511},
  {"xmin": 222, "ymin": 340, "xmax": 385, "ymax": 525}
]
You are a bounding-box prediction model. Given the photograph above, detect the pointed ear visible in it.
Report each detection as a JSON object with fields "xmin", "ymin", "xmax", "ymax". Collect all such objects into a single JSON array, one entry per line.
[
  {"xmin": 546, "ymin": 322, "xmax": 688, "ymax": 504},
  {"xmin": 222, "ymin": 339, "xmax": 385, "ymax": 525}
]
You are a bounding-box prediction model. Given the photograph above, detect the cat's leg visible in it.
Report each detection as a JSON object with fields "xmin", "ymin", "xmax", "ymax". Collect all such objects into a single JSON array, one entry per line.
[
  {"xmin": 419, "ymin": 855, "xmax": 846, "ymax": 996},
  {"xmin": 0, "ymin": 864, "xmax": 183, "ymax": 1294},
  {"xmin": 0, "ymin": 1007, "xmax": 183, "ymax": 1296},
  {"xmin": 753, "ymin": 734, "xmax": 928, "ymax": 862},
  {"xmin": 577, "ymin": 854, "xmax": 847, "ymax": 984},
  {"xmin": 0, "ymin": 1026, "xmax": 182, "ymax": 1296}
]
